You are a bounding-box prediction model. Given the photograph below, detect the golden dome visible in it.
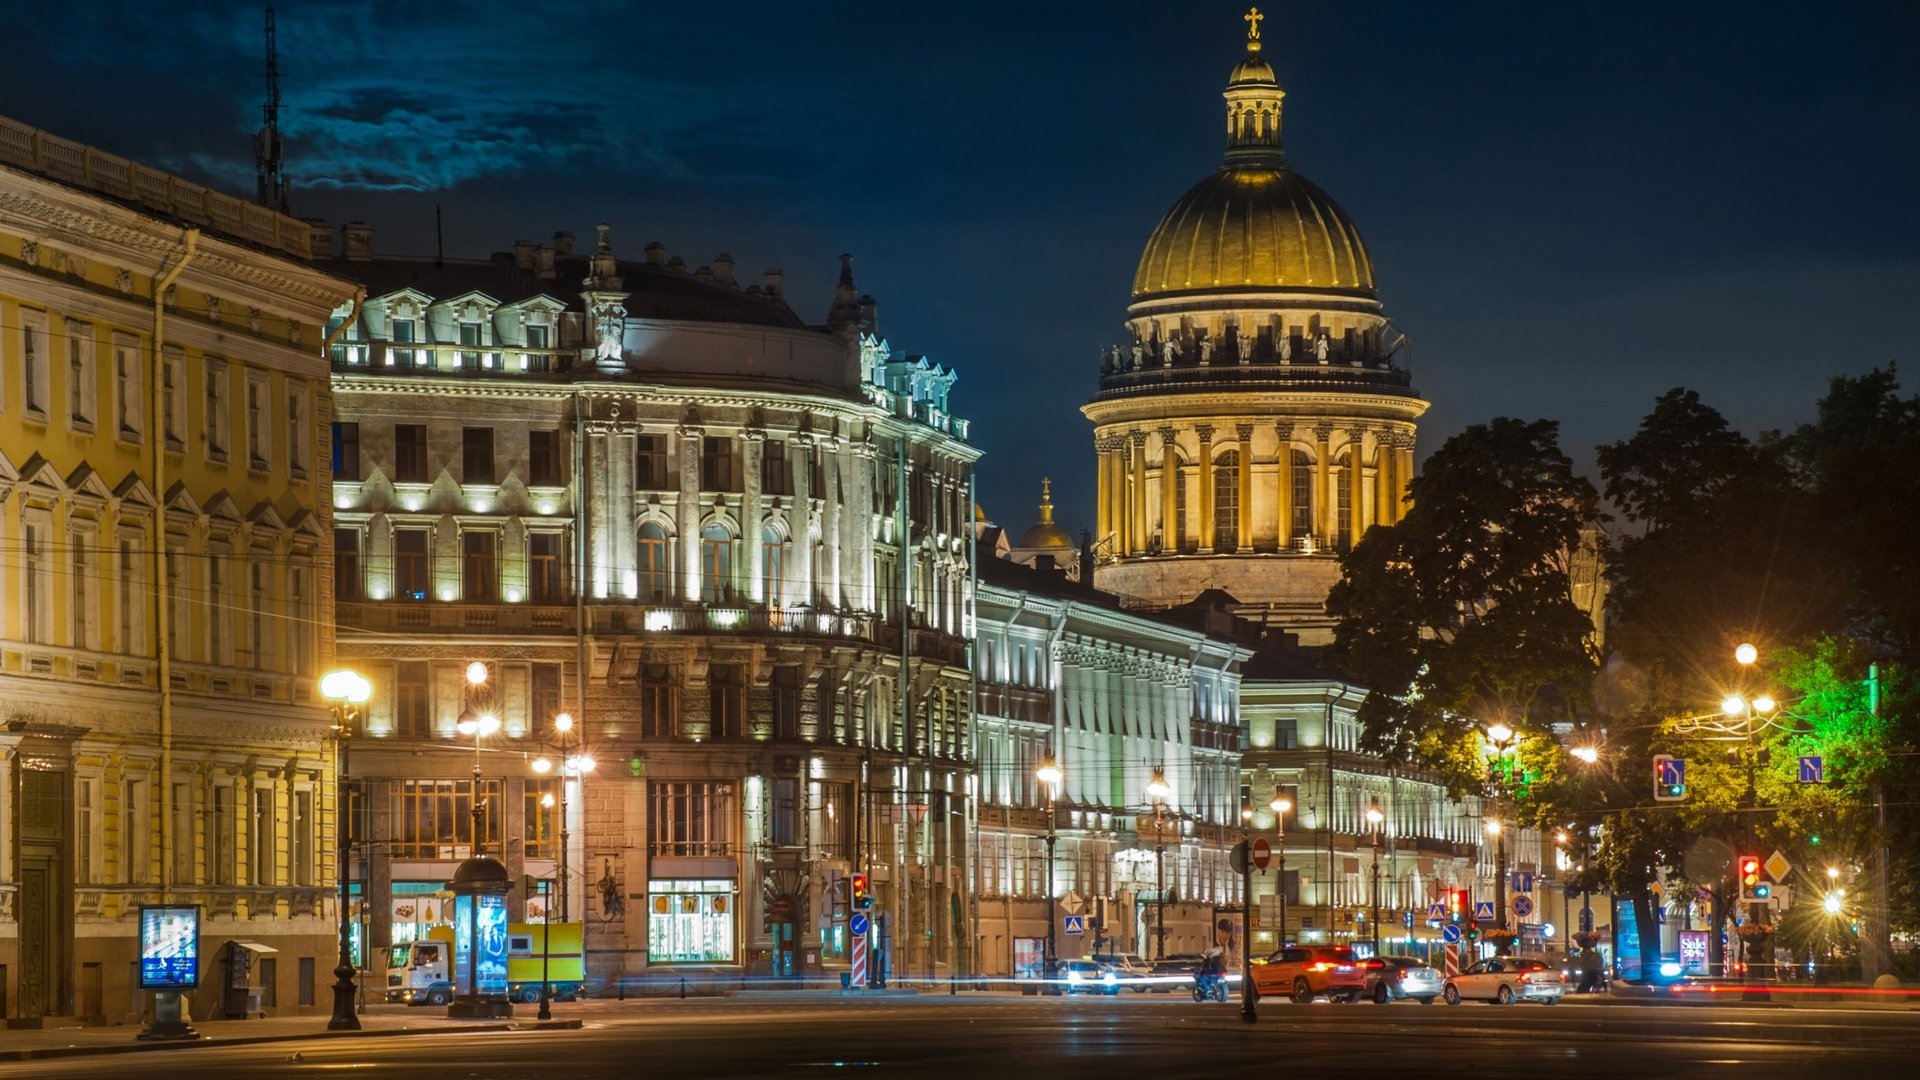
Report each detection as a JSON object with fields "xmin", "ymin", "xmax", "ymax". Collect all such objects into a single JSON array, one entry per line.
[
  {"xmin": 1132, "ymin": 166, "xmax": 1374, "ymax": 300},
  {"xmin": 1016, "ymin": 479, "xmax": 1075, "ymax": 550}
]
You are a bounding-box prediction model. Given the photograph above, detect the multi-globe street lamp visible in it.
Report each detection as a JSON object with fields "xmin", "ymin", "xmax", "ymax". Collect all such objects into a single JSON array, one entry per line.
[
  {"xmin": 1268, "ymin": 790, "xmax": 1292, "ymax": 947},
  {"xmin": 319, "ymin": 668, "xmax": 372, "ymax": 1031},
  {"xmin": 1036, "ymin": 753, "xmax": 1063, "ymax": 981},
  {"xmin": 1484, "ymin": 722, "xmax": 1517, "ymax": 934},
  {"xmin": 1145, "ymin": 767, "xmax": 1172, "ymax": 961},
  {"xmin": 1366, "ymin": 797, "xmax": 1385, "ymax": 956},
  {"xmin": 455, "ymin": 662, "xmax": 500, "ymax": 855},
  {"xmin": 528, "ymin": 711, "xmax": 594, "ymax": 1020}
]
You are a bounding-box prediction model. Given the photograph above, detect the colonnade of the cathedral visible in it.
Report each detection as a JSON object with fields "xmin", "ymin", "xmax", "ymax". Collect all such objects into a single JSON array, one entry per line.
[{"xmin": 1093, "ymin": 420, "xmax": 1415, "ymax": 558}]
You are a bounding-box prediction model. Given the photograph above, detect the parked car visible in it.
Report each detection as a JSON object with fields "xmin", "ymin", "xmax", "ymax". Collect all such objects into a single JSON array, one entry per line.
[
  {"xmin": 1148, "ymin": 953, "xmax": 1207, "ymax": 994},
  {"xmin": 1249, "ymin": 946, "xmax": 1366, "ymax": 1003},
  {"xmin": 1090, "ymin": 953, "xmax": 1152, "ymax": 992},
  {"xmin": 1059, "ymin": 958, "xmax": 1121, "ymax": 996},
  {"xmin": 1443, "ymin": 956, "xmax": 1566, "ymax": 1005},
  {"xmin": 1362, "ymin": 954, "xmax": 1442, "ymax": 1004}
]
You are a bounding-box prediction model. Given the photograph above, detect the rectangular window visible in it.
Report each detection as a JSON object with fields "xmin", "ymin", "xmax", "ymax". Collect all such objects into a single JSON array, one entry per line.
[
  {"xmin": 22, "ymin": 309, "xmax": 49, "ymax": 417},
  {"xmin": 646, "ymin": 879, "xmax": 737, "ymax": 964},
  {"xmin": 331, "ymin": 421, "xmax": 360, "ymax": 479},
  {"xmin": 458, "ymin": 320, "xmax": 483, "ymax": 368},
  {"xmin": 205, "ymin": 359, "xmax": 228, "ymax": 459},
  {"xmin": 24, "ymin": 520, "xmax": 48, "ymax": 644},
  {"xmin": 291, "ymin": 790, "xmax": 313, "ymax": 886},
  {"xmin": 528, "ymin": 430, "xmax": 562, "ymax": 487},
  {"xmin": 394, "ymin": 424, "xmax": 428, "ymax": 483},
  {"xmin": 700, "ymin": 436, "xmax": 734, "ymax": 492},
  {"xmin": 71, "ymin": 526, "xmax": 94, "ymax": 651},
  {"xmin": 114, "ymin": 336, "xmax": 141, "ymax": 440},
  {"xmin": 393, "ymin": 528, "xmax": 430, "ymax": 601},
  {"xmin": 252, "ymin": 788, "xmax": 276, "ymax": 885},
  {"xmin": 287, "ymin": 384, "xmax": 309, "ymax": 477},
  {"xmin": 709, "ymin": 665, "xmax": 744, "ymax": 739},
  {"xmin": 772, "ymin": 665, "xmax": 801, "ymax": 741},
  {"xmin": 640, "ymin": 664, "xmax": 676, "ymax": 738},
  {"xmin": 246, "ymin": 373, "xmax": 269, "ymax": 469},
  {"xmin": 462, "ymin": 531, "xmax": 498, "ymax": 602},
  {"xmin": 162, "ymin": 350, "xmax": 185, "ymax": 450},
  {"xmin": 211, "ymin": 785, "xmax": 235, "ymax": 885},
  {"xmin": 247, "ymin": 561, "xmax": 269, "ymax": 669},
  {"xmin": 396, "ymin": 661, "xmax": 431, "ymax": 738},
  {"xmin": 392, "ymin": 779, "xmax": 501, "ymax": 858},
  {"xmin": 528, "ymin": 532, "xmax": 564, "ymax": 603},
  {"xmin": 118, "ymin": 535, "xmax": 145, "ymax": 656},
  {"xmin": 390, "ymin": 317, "xmax": 417, "ymax": 367},
  {"xmin": 770, "ymin": 777, "xmax": 799, "ymax": 847},
  {"xmin": 123, "ymin": 778, "xmax": 149, "ymax": 884},
  {"xmin": 525, "ymin": 323, "xmax": 550, "ymax": 350},
  {"xmin": 333, "ymin": 527, "xmax": 363, "ymax": 602},
  {"xmin": 172, "ymin": 782, "xmax": 194, "ymax": 884},
  {"xmin": 646, "ymin": 782, "xmax": 735, "ymax": 857},
  {"xmin": 66, "ymin": 321, "xmax": 94, "ymax": 430},
  {"xmin": 530, "ymin": 662, "xmax": 563, "ymax": 735},
  {"xmin": 206, "ymin": 551, "xmax": 226, "ymax": 665},
  {"xmin": 524, "ymin": 778, "xmax": 560, "ymax": 860},
  {"xmin": 636, "ymin": 434, "xmax": 667, "ymax": 489},
  {"xmin": 298, "ymin": 957, "xmax": 315, "ymax": 1007},
  {"xmin": 762, "ymin": 439, "xmax": 788, "ymax": 496},
  {"xmin": 462, "ymin": 427, "xmax": 494, "ymax": 485},
  {"xmin": 76, "ymin": 777, "xmax": 99, "ymax": 883},
  {"xmin": 289, "ymin": 566, "xmax": 312, "ymax": 675}
]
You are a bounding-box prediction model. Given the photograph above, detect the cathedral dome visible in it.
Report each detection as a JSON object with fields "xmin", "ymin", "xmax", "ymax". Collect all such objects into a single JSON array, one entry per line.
[
  {"xmin": 1015, "ymin": 479, "xmax": 1075, "ymax": 550},
  {"xmin": 1132, "ymin": 167, "xmax": 1374, "ymax": 299}
]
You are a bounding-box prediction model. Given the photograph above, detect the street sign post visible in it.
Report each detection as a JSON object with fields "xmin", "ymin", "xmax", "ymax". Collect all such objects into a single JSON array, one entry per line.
[
  {"xmin": 1473, "ymin": 900, "xmax": 1496, "ymax": 922},
  {"xmin": 1442, "ymin": 923, "xmax": 1462, "ymax": 945},
  {"xmin": 1654, "ymin": 754, "xmax": 1688, "ymax": 801},
  {"xmin": 850, "ymin": 912, "xmax": 869, "ymax": 937},
  {"xmin": 1512, "ymin": 894, "xmax": 1535, "ymax": 918},
  {"xmin": 1427, "ymin": 902, "xmax": 1447, "ymax": 922},
  {"xmin": 1063, "ymin": 915, "xmax": 1086, "ymax": 936},
  {"xmin": 1798, "ymin": 755, "xmax": 1825, "ymax": 784},
  {"xmin": 1250, "ymin": 837, "xmax": 1272, "ymax": 872},
  {"xmin": 1511, "ymin": 871, "xmax": 1534, "ymax": 894}
]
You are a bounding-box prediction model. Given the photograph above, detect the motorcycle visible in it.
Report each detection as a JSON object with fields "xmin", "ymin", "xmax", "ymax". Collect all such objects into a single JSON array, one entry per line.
[{"xmin": 1192, "ymin": 972, "xmax": 1229, "ymax": 1003}]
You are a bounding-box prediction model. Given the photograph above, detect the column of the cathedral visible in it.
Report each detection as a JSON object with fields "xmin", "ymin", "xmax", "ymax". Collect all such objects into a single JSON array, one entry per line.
[
  {"xmin": 586, "ymin": 423, "xmax": 612, "ymax": 598},
  {"xmin": 1129, "ymin": 431, "xmax": 1148, "ymax": 557},
  {"xmin": 1158, "ymin": 428, "xmax": 1178, "ymax": 551},
  {"xmin": 1348, "ymin": 428, "xmax": 1368, "ymax": 542},
  {"xmin": 1197, "ymin": 425, "xmax": 1215, "ymax": 552},
  {"xmin": 1115, "ymin": 438, "xmax": 1133, "ymax": 555},
  {"xmin": 1373, "ymin": 429, "xmax": 1396, "ymax": 527},
  {"xmin": 612, "ymin": 426, "xmax": 636, "ymax": 598},
  {"xmin": 1313, "ymin": 424, "xmax": 1333, "ymax": 547},
  {"xmin": 1094, "ymin": 436, "xmax": 1112, "ymax": 549},
  {"xmin": 1397, "ymin": 438, "xmax": 1416, "ymax": 521},
  {"xmin": 677, "ymin": 426, "xmax": 702, "ymax": 602},
  {"xmin": 1275, "ymin": 422, "xmax": 1294, "ymax": 550},
  {"xmin": 1235, "ymin": 424, "xmax": 1253, "ymax": 550},
  {"xmin": 791, "ymin": 435, "xmax": 813, "ymax": 607},
  {"xmin": 742, "ymin": 429, "xmax": 765, "ymax": 602}
]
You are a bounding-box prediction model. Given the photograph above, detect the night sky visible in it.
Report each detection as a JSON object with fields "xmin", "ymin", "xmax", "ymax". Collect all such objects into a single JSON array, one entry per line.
[{"xmin": 6, "ymin": 2, "xmax": 1915, "ymax": 539}]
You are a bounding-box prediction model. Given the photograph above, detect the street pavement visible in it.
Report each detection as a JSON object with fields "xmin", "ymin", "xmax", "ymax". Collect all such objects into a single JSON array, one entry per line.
[{"xmin": 2, "ymin": 991, "xmax": 1916, "ymax": 1078}]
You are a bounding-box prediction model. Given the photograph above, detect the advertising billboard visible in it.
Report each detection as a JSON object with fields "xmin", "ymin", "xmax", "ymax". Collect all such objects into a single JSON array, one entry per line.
[{"xmin": 139, "ymin": 905, "xmax": 202, "ymax": 990}]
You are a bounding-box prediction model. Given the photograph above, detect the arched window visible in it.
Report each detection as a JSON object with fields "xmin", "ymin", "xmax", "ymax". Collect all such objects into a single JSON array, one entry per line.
[
  {"xmin": 1336, "ymin": 450, "xmax": 1354, "ymax": 551},
  {"xmin": 1291, "ymin": 449, "xmax": 1314, "ymax": 543},
  {"xmin": 1173, "ymin": 463, "xmax": 1190, "ymax": 552},
  {"xmin": 638, "ymin": 523, "xmax": 670, "ymax": 601},
  {"xmin": 761, "ymin": 526, "xmax": 783, "ymax": 604},
  {"xmin": 1213, "ymin": 450, "xmax": 1239, "ymax": 553},
  {"xmin": 701, "ymin": 524, "xmax": 733, "ymax": 603}
]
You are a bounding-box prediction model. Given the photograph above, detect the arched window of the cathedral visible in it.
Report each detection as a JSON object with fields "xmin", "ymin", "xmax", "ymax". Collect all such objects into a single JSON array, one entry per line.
[
  {"xmin": 761, "ymin": 525, "xmax": 783, "ymax": 605},
  {"xmin": 1213, "ymin": 450, "xmax": 1239, "ymax": 553},
  {"xmin": 638, "ymin": 522, "xmax": 671, "ymax": 602},
  {"xmin": 1291, "ymin": 449, "xmax": 1315, "ymax": 544},
  {"xmin": 700, "ymin": 524, "xmax": 734, "ymax": 603},
  {"xmin": 1174, "ymin": 462, "xmax": 1191, "ymax": 553},
  {"xmin": 1335, "ymin": 450, "xmax": 1354, "ymax": 551}
]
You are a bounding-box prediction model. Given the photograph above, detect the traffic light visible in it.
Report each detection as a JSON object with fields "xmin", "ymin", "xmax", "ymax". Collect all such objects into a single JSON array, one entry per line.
[
  {"xmin": 1449, "ymin": 889, "xmax": 1468, "ymax": 922},
  {"xmin": 1653, "ymin": 754, "xmax": 1687, "ymax": 802},
  {"xmin": 1737, "ymin": 855, "xmax": 1770, "ymax": 903},
  {"xmin": 851, "ymin": 872, "xmax": 872, "ymax": 911}
]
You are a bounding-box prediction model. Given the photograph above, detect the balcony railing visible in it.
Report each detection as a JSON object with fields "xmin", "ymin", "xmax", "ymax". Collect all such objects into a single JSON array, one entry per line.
[{"xmin": 332, "ymin": 344, "xmax": 569, "ymax": 375}]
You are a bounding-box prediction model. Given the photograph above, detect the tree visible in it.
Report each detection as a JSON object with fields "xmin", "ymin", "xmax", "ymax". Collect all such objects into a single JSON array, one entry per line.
[{"xmin": 1329, "ymin": 418, "xmax": 1603, "ymax": 793}]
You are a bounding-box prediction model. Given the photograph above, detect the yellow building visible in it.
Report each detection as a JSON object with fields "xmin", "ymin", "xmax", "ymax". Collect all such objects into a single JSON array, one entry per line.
[
  {"xmin": 0, "ymin": 113, "xmax": 356, "ymax": 1023},
  {"xmin": 1085, "ymin": 13, "xmax": 1430, "ymax": 640}
]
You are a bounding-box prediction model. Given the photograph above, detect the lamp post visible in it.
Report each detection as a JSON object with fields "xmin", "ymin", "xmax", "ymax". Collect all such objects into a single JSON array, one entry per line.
[
  {"xmin": 530, "ymin": 712, "xmax": 594, "ymax": 1019},
  {"xmin": 1366, "ymin": 798, "xmax": 1384, "ymax": 956},
  {"xmin": 1484, "ymin": 722, "xmax": 1517, "ymax": 937},
  {"xmin": 1725, "ymin": 641, "xmax": 1778, "ymax": 986},
  {"xmin": 1269, "ymin": 790, "xmax": 1291, "ymax": 947},
  {"xmin": 320, "ymin": 669, "xmax": 372, "ymax": 1031},
  {"xmin": 456, "ymin": 662, "xmax": 499, "ymax": 857},
  {"xmin": 1146, "ymin": 768, "xmax": 1171, "ymax": 961},
  {"xmin": 1567, "ymin": 745, "xmax": 1600, "ymax": 937},
  {"xmin": 1036, "ymin": 753, "xmax": 1063, "ymax": 984}
]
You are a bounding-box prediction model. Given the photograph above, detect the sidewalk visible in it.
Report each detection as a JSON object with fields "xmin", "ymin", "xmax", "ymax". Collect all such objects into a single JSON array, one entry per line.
[
  {"xmin": 0, "ymin": 1003, "xmax": 580, "ymax": 1062},
  {"xmin": 1582, "ymin": 980, "xmax": 1920, "ymax": 1011}
]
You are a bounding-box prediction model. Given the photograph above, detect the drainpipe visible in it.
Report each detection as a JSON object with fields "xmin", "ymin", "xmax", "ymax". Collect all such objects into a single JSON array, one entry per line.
[{"xmin": 153, "ymin": 228, "xmax": 198, "ymax": 903}]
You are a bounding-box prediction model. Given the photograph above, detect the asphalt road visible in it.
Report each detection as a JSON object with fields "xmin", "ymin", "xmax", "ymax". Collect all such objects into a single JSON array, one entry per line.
[{"xmin": 6, "ymin": 995, "xmax": 1917, "ymax": 1080}]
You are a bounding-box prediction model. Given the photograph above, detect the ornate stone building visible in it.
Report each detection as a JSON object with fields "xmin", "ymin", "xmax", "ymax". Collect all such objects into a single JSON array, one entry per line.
[
  {"xmin": 1084, "ymin": 14, "xmax": 1429, "ymax": 641},
  {"xmin": 324, "ymin": 230, "xmax": 978, "ymax": 988},
  {"xmin": 0, "ymin": 113, "xmax": 356, "ymax": 1022}
]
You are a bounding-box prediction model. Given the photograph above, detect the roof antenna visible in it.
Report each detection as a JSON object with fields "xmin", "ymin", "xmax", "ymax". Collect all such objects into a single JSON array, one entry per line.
[{"xmin": 252, "ymin": 4, "xmax": 289, "ymax": 213}]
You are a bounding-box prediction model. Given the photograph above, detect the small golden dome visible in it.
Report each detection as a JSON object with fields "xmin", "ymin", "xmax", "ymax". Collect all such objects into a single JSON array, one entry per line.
[
  {"xmin": 1132, "ymin": 167, "xmax": 1374, "ymax": 299},
  {"xmin": 1016, "ymin": 478, "xmax": 1075, "ymax": 550},
  {"xmin": 1228, "ymin": 53, "xmax": 1275, "ymax": 87}
]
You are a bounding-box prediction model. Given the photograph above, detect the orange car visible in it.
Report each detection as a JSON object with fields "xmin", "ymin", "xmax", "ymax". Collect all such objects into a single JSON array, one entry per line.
[{"xmin": 1249, "ymin": 946, "xmax": 1367, "ymax": 1003}]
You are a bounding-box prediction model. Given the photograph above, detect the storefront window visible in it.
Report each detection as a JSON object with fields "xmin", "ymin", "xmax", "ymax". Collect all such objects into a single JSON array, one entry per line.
[
  {"xmin": 391, "ymin": 881, "xmax": 455, "ymax": 946},
  {"xmin": 647, "ymin": 879, "xmax": 736, "ymax": 963}
]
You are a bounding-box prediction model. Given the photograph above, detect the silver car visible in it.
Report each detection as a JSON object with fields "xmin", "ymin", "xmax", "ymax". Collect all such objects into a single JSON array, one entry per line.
[
  {"xmin": 1443, "ymin": 956, "xmax": 1566, "ymax": 1005},
  {"xmin": 1364, "ymin": 954, "xmax": 1442, "ymax": 1004}
]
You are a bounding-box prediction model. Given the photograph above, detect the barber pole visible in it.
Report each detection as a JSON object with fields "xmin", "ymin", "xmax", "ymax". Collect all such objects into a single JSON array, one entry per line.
[
  {"xmin": 851, "ymin": 933, "xmax": 869, "ymax": 988},
  {"xmin": 1444, "ymin": 942, "xmax": 1460, "ymax": 977}
]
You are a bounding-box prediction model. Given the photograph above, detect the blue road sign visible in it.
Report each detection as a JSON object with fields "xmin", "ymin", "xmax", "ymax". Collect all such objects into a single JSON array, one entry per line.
[
  {"xmin": 1442, "ymin": 923, "xmax": 1462, "ymax": 944},
  {"xmin": 1511, "ymin": 871, "xmax": 1534, "ymax": 894},
  {"xmin": 1799, "ymin": 755, "xmax": 1825, "ymax": 784},
  {"xmin": 1404, "ymin": 910, "xmax": 1415, "ymax": 929},
  {"xmin": 1427, "ymin": 902, "xmax": 1447, "ymax": 921},
  {"xmin": 850, "ymin": 912, "xmax": 869, "ymax": 937},
  {"xmin": 1473, "ymin": 901, "xmax": 1496, "ymax": 922},
  {"xmin": 1512, "ymin": 894, "xmax": 1535, "ymax": 918},
  {"xmin": 1063, "ymin": 914, "xmax": 1086, "ymax": 936},
  {"xmin": 1658, "ymin": 756, "xmax": 1686, "ymax": 789}
]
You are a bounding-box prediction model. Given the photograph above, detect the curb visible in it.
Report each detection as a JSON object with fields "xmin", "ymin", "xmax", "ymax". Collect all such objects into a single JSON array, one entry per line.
[{"xmin": 0, "ymin": 1019, "xmax": 534, "ymax": 1062}]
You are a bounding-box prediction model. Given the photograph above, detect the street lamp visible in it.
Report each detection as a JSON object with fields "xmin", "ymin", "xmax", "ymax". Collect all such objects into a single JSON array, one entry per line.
[
  {"xmin": 1146, "ymin": 767, "xmax": 1172, "ymax": 962},
  {"xmin": 1484, "ymin": 723, "xmax": 1517, "ymax": 934},
  {"xmin": 1036, "ymin": 753, "xmax": 1062, "ymax": 982},
  {"xmin": 319, "ymin": 669, "xmax": 372, "ymax": 1032},
  {"xmin": 1366, "ymin": 798, "xmax": 1385, "ymax": 956},
  {"xmin": 527, "ymin": 711, "xmax": 593, "ymax": 1020},
  {"xmin": 1269, "ymin": 790, "xmax": 1291, "ymax": 947},
  {"xmin": 456, "ymin": 662, "xmax": 499, "ymax": 856}
]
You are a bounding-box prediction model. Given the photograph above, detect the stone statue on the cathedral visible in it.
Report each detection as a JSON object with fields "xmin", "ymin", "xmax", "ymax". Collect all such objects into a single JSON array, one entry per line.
[
  {"xmin": 1130, "ymin": 341, "xmax": 1144, "ymax": 368},
  {"xmin": 1277, "ymin": 334, "xmax": 1291, "ymax": 362},
  {"xmin": 1238, "ymin": 331, "xmax": 1254, "ymax": 363},
  {"xmin": 1162, "ymin": 337, "xmax": 1177, "ymax": 365},
  {"xmin": 1198, "ymin": 336, "xmax": 1214, "ymax": 364},
  {"xmin": 1313, "ymin": 332, "xmax": 1330, "ymax": 362}
]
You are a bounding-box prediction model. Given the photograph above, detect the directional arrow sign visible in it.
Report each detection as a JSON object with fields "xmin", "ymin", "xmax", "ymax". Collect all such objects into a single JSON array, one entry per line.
[
  {"xmin": 1442, "ymin": 923, "xmax": 1462, "ymax": 944},
  {"xmin": 1798, "ymin": 755, "xmax": 1825, "ymax": 784},
  {"xmin": 850, "ymin": 912, "xmax": 869, "ymax": 937}
]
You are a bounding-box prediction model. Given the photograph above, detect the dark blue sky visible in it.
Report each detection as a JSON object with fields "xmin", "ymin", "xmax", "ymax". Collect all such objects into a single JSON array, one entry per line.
[{"xmin": 7, "ymin": 2, "xmax": 1915, "ymax": 537}]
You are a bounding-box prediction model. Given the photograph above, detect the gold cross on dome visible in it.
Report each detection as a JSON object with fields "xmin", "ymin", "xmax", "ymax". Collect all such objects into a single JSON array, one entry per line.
[{"xmin": 1245, "ymin": 7, "xmax": 1264, "ymax": 43}]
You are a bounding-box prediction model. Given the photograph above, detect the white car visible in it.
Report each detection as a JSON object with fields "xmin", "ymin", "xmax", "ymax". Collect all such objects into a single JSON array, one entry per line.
[
  {"xmin": 1059, "ymin": 959, "xmax": 1121, "ymax": 996},
  {"xmin": 1443, "ymin": 956, "xmax": 1565, "ymax": 1005},
  {"xmin": 1090, "ymin": 953, "xmax": 1152, "ymax": 992}
]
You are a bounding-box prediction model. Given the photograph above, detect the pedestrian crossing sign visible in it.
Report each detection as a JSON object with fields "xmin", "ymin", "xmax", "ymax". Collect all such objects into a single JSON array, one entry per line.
[
  {"xmin": 1063, "ymin": 915, "xmax": 1086, "ymax": 936},
  {"xmin": 1473, "ymin": 900, "xmax": 1496, "ymax": 922}
]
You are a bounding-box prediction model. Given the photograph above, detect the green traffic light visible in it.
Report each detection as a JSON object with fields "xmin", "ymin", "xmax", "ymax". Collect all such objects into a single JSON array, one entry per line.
[{"xmin": 1810, "ymin": 835, "xmax": 1822, "ymax": 845}]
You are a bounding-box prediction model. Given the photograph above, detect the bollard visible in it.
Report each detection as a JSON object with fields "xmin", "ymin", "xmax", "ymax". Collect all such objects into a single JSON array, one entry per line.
[
  {"xmin": 679, "ymin": 977, "xmax": 688, "ymax": 1000},
  {"xmin": 950, "ymin": 973, "xmax": 957, "ymax": 995},
  {"xmin": 841, "ymin": 972, "xmax": 851, "ymax": 991}
]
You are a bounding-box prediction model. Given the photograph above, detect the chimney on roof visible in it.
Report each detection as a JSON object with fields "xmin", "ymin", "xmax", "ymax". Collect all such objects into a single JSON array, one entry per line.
[
  {"xmin": 513, "ymin": 240, "xmax": 535, "ymax": 269},
  {"xmin": 342, "ymin": 221, "xmax": 373, "ymax": 260},
  {"xmin": 667, "ymin": 256, "xmax": 686, "ymax": 273},
  {"xmin": 645, "ymin": 241, "xmax": 665, "ymax": 266},
  {"xmin": 536, "ymin": 245, "xmax": 556, "ymax": 280},
  {"xmin": 762, "ymin": 269, "xmax": 784, "ymax": 297},
  {"xmin": 713, "ymin": 253, "xmax": 735, "ymax": 285},
  {"xmin": 693, "ymin": 265, "xmax": 713, "ymax": 283},
  {"xmin": 552, "ymin": 230, "xmax": 575, "ymax": 255},
  {"xmin": 304, "ymin": 219, "xmax": 333, "ymax": 259}
]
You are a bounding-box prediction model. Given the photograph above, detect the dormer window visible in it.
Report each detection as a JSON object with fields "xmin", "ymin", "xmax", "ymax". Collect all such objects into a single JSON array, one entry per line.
[{"xmin": 390, "ymin": 317, "xmax": 418, "ymax": 367}]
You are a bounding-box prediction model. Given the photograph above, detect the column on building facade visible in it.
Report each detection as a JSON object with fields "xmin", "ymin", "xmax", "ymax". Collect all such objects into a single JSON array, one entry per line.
[
  {"xmin": 1105, "ymin": 437, "xmax": 1126, "ymax": 555},
  {"xmin": 1348, "ymin": 428, "xmax": 1368, "ymax": 542},
  {"xmin": 1158, "ymin": 427, "xmax": 1178, "ymax": 552},
  {"xmin": 1121, "ymin": 426, "xmax": 1136, "ymax": 553},
  {"xmin": 588, "ymin": 422, "xmax": 614, "ymax": 598},
  {"xmin": 1235, "ymin": 424, "xmax": 1253, "ymax": 550},
  {"xmin": 1374, "ymin": 428, "xmax": 1397, "ymax": 528},
  {"xmin": 1196, "ymin": 424, "xmax": 1215, "ymax": 552},
  {"xmin": 1274, "ymin": 421, "xmax": 1294, "ymax": 550},
  {"xmin": 790, "ymin": 434, "xmax": 813, "ymax": 607},
  {"xmin": 1313, "ymin": 424, "xmax": 1333, "ymax": 546},
  {"xmin": 612, "ymin": 425, "xmax": 636, "ymax": 598},
  {"xmin": 851, "ymin": 437, "xmax": 876, "ymax": 612},
  {"xmin": 1397, "ymin": 438, "xmax": 1416, "ymax": 523},
  {"xmin": 677, "ymin": 425, "xmax": 702, "ymax": 601},
  {"xmin": 820, "ymin": 436, "xmax": 843, "ymax": 608},
  {"xmin": 1094, "ymin": 435, "xmax": 1111, "ymax": 549},
  {"xmin": 742, "ymin": 429, "xmax": 765, "ymax": 602}
]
